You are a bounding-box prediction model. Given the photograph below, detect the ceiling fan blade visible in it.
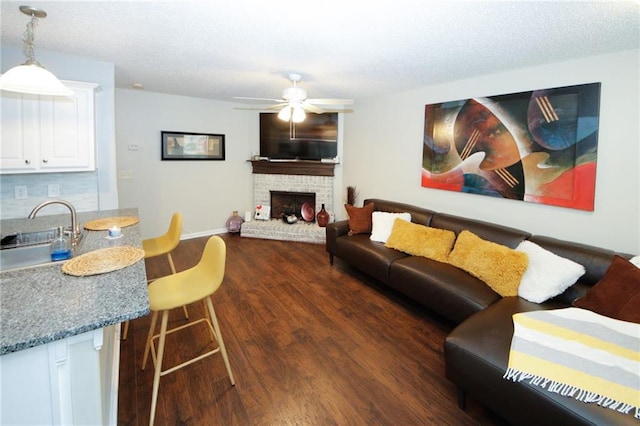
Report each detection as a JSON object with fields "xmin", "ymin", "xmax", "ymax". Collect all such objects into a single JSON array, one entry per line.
[
  {"xmin": 307, "ymin": 98, "xmax": 354, "ymax": 105},
  {"xmin": 234, "ymin": 102, "xmax": 288, "ymax": 111},
  {"xmin": 301, "ymin": 103, "xmax": 325, "ymax": 114},
  {"xmin": 317, "ymin": 108, "xmax": 354, "ymax": 114},
  {"xmin": 233, "ymin": 96, "xmax": 283, "ymax": 103},
  {"xmin": 266, "ymin": 103, "xmax": 288, "ymax": 110}
]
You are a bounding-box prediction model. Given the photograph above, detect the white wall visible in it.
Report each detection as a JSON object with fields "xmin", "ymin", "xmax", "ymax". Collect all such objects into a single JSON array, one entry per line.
[
  {"xmin": 342, "ymin": 49, "xmax": 640, "ymax": 254},
  {"xmin": 0, "ymin": 47, "xmax": 118, "ymax": 217},
  {"xmin": 115, "ymin": 89, "xmax": 257, "ymax": 239}
]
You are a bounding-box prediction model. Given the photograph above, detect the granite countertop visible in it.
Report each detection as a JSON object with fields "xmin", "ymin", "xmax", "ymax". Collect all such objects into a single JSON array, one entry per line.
[{"xmin": 0, "ymin": 208, "xmax": 150, "ymax": 355}]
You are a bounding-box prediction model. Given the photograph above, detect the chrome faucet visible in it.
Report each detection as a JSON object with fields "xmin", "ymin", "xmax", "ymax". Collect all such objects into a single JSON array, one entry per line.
[{"xmin": 28, "ymin": 200, "xmax": 82, "ymax": 244}]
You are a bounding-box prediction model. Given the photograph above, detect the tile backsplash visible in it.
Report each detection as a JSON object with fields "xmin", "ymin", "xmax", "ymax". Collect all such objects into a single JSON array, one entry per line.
[{"xmin": 0, "ymin": 172, "xmax": 99, "ymax": 220}]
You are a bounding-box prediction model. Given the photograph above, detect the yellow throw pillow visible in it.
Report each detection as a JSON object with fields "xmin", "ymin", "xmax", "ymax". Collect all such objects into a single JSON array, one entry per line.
[
  {"xmin": 385, "ymin": 219, "xmax": 456, "ymax": 263},
  {"xmin": 448, "ymin": 230, "xmax": 528, "ymax": 297}
]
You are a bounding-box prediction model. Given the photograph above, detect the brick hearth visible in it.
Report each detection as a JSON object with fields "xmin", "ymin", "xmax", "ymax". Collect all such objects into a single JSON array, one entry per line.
[{"xmin": 240, "ymin": 162, "xmax": 335, "ymax": 243}]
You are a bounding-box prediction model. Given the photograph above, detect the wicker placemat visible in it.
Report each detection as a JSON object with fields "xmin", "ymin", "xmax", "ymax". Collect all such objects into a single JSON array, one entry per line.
[
  {"xmin": 62, "ymin": 246, "xmax": 145, "ymax": 276},
  {"xmin": 84, "ymin": 216, "xmax": 139, "ymax": 230}
]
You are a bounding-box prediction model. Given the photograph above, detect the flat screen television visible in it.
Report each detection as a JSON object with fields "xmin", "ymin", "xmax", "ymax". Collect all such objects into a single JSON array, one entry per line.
[{"xmin": 259, "ymin": 112, "xmax": 338, "ymax": 160}]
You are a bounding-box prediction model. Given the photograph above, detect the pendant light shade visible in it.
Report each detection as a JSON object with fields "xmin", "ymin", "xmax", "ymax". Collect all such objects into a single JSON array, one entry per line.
[
  {"xmin": 0, "ymin": 6, "xmax": 72, "ymax": 97},
  {"xmin": 0, "ymin": 62, "xmax": 72, "ymax": 96}
]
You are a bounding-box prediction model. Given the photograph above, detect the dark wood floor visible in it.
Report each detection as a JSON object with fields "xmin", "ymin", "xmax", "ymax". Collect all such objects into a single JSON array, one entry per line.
[{"xmin": 118, "ymin": 234, "xmax": 505, "ymax": 425}]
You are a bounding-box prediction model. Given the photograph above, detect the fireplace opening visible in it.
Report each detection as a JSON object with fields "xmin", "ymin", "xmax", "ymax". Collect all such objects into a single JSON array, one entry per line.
[{"xmin": 270, "ymin": 191, "xmax": 315, "ymax": 222}]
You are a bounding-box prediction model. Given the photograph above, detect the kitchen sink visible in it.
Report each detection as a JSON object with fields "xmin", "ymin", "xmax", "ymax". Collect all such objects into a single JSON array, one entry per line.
[
  {"xmin": 0, "ymin": 243, "xmax": 55, "ymax": 272},
  {"xmin": 0, "ymin": 229, "xmax": 82, "ymax": 272},
  {"xmin": 1, "ymin": 229, "xmax": 58, "ymax": 249}
]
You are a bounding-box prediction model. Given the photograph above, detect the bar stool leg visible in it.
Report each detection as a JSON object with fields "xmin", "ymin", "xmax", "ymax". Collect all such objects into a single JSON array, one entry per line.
[
  {"xmin": 142, "ymin": 311, "xmax": 159, "ymax": 371},
  {"xmin": 122, "ymin": 321, "xmax": 130, "ymax": 340},
  {"xmin": 149, "ymin": 310, "xmax": 169, "ymax": 426},
  {"xmin": 206, "ymin": 297, "xmax": 235, "ymax": 385}
]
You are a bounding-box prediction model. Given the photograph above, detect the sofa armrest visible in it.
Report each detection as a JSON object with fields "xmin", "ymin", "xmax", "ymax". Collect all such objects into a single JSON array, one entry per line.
[{"xmin": 325, "ymin": 220, "xmax": 350, "ymax": 263}]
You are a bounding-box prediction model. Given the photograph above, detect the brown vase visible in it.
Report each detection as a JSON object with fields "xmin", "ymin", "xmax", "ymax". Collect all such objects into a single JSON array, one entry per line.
[{"xmin": 317, "ymin": 204, "xmax": 330, "ymax": 227}]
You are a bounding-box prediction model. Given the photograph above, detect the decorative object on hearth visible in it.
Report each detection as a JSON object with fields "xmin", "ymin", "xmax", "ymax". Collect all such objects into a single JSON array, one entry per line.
[
  {"xmin": 254, "ymin": 204, "xmax": 270, "ymax": 220},
  {"xmin": 233, "ymin": 73, "xmax": 353, "ymax": 123},
  {"xmin": 316, "ymin": 204, "xmax": 330, "ymax": 227},
  {"xmin": 225, "ymin": 211, "xmax": 244, "ymax": 233},
  {"xmin": 0, "ymin": 6, "xmax": 72, "ymax": 96},
  {"xmin": 283, "ymin": 214, "xmax": 298, "ymax": 224},
  {"xmin": 300, "ymin": 202, "xmax": 315, "ymax": 222},
  {"xmin": 422, "ymin": 83, "xmax": 601, "ymax": 211}
]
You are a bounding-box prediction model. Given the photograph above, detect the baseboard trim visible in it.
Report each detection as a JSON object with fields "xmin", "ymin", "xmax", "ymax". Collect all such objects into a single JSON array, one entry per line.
[{"xmin": 181, "ymin": 228, "xmax": 227, "ymax": 240}]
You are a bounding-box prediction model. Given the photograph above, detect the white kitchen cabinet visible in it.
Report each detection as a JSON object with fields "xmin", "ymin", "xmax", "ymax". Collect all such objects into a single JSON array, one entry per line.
[
  {"xmin": 0, "ymin": 325, "xmax": 121, "ymax": 425},
  {"xmin": 0, "ymin": 80, "xmax": 100, "ymax": 174}
]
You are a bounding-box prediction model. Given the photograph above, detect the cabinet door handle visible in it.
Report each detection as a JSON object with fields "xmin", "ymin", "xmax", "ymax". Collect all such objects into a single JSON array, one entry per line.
[
  {"xmin": 25, "ymin": 159, "xmax": 31, "ymax": 165},
  {"xmin": 42, "ymin": 159, "xmax": 48, "ymax": 163}
]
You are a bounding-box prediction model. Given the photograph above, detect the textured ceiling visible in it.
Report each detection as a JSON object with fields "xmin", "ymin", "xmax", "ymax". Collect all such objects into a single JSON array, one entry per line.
[{"xmin": 1, "ymin": 1, "xmax": 638, "ymax": 104}]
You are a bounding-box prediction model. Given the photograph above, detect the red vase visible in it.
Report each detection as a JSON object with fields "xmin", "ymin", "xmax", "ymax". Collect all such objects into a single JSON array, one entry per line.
[{"xmin": 316, "ymin": 204, "xmax": 330, "ymax": 227}]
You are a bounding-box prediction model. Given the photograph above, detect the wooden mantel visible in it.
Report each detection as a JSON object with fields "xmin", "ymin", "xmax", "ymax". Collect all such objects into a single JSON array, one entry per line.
[{"xmin": 248, "ymin": 160, "xmax": 336, "ymax": 177}]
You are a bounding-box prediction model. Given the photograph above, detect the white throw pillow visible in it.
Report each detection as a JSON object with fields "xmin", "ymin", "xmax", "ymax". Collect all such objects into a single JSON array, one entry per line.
[
  {"xmin": 516, "ymin": 240, "xmax": 586, "ymax": 303},
  {"xmin": 370, "ymin": 212, "xmax": 411, "ymax": 243},
  {"xmin": 630, "ymin": 255, "xmax": 640, "ymax": 268}
]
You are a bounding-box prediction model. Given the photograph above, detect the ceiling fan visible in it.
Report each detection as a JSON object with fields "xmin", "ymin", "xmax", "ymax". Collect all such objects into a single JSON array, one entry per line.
[{"xmin": 233, "ymin": 73, "xmax": 353, "ymax": 122}]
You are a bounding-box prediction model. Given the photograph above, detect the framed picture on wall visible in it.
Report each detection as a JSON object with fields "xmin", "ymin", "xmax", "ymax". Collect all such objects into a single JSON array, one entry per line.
[
  {"xmin": 161, "ymin": 131, "xmax": 225, "ymax": 161},
  {"xmin": 421, "ymin": 82, "xmax": 601, "ymax": 211}
]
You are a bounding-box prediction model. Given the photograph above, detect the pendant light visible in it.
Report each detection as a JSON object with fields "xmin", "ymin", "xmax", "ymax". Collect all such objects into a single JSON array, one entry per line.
[{"xmin": 0, "ymin": 6, "xmax": 72, "ymax": 96}]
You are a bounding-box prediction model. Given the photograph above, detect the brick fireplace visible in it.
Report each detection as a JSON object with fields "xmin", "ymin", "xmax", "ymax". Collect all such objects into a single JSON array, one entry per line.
[{"xmin": 240, "ymin": 161, "xmax": 336, "ymax": 243}]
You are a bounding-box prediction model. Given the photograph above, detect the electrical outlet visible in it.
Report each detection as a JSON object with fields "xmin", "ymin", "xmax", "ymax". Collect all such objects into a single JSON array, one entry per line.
[
  {"xmin": 48, "ymin": 184, "xmax": 61, "ymax": 197},
  {"xmin": 127, "ymin": 144, "xmax": 139, "ymax": 151},
  {"xmin": 14, "ymin": 185, "xmax": 28, "ymax": 200},
  {"xmin": 118, "ymin": 170, "xmax": 133, "ymax": 180}
]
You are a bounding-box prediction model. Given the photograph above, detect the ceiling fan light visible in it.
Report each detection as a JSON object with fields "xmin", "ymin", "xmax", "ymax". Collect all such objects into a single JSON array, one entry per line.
[
  {"xmin": 277, "ymin": 106, "xmax": 292, "ymax": 121},
  {"xmin": 0, "ymin": 63, "xmax": 73, "ymax": 96},
  {"xmin": 292, "ymin": 107, "xmax": 306, "ymax": 123}
]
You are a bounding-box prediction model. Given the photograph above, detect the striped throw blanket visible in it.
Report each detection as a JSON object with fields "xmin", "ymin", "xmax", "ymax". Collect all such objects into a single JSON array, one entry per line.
[{"xmin": 504, "ymin": 307, "xmax": 640, "ymax": 419}]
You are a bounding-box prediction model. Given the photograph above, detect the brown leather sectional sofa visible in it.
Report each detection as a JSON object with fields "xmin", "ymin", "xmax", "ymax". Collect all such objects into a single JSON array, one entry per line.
[{"xmin": 325, "ymin": 198, "xmax": 634, "ymax": 425}]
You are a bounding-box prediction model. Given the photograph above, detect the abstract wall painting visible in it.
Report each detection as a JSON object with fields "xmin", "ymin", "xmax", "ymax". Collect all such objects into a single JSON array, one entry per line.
[{"xmin": 422, "ymin": 83, "xmax": 601, "ymax": 211}]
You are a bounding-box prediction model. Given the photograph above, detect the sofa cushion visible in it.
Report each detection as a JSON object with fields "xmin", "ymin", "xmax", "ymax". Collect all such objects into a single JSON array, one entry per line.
[
  {"xmin": 389, "ymin": 256, "xmax": 501, "ymax": 324},
  {"xmin": 334, "ymin": 233, "xmax": 408, "ymax": 283},
  {"xmin": 515, "ymin": 240, "xmax": 586, "ymax": 303},
  {"xmin": 345, "ymin": 202, "xmax": 374, "ymax": 236},
  {"xmin": 572, "ymin": 255, "xmax": 640, "ymax": 323},
  {"xmin": 448, "ymin": 230, "xmax": 528, "ymax": 297},
  {"xmin": 370, "ymin": 211, "xmax": 411, "ymax": 243},
  {"xmin": 385, "ymin": 219, "xmax": 456, "ymax": 263}
]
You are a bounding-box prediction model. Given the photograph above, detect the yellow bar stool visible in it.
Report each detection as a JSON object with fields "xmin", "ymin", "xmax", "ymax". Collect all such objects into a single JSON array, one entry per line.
[
  {"xmin": 122, "ymin": 212, "xmax": 184, "ymax": 340},
  {"xmin": 141, "ymin": 235, "xmax": 236, "ymax": 426}
]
